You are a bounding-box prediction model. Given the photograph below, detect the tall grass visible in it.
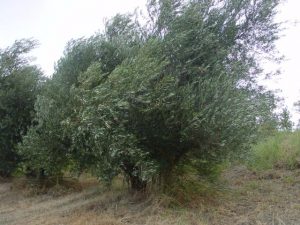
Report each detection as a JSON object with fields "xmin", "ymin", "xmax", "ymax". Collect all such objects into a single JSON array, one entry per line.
[{"xmin": 249, "ymin": 131, "xmax": 300, "ymax": 171}]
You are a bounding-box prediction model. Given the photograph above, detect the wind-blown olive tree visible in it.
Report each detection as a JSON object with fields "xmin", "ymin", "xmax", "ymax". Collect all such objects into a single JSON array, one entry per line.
[
  {"xmin": 65, "ymin": 0, "xmax": 282, "ymax": 190},
  {"xmin": 18, "ymin": 14, "xmax": 145, "ymax": 179},
  {"xmin": 0, "ymin": 39, "xmax": 43, "ymax": 176},
  {"xmin": 18, "ymin": 0, "xmax": 282, "ymax": 190},
  {"xmin": 18, "ymin": 37, "xmax": 100, "ymax": 178}
]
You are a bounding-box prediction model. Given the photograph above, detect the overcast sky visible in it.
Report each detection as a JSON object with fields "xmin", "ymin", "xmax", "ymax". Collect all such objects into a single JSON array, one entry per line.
[{"xmin": 1, "ymin": 0, "xmax": 300, "ymax": 123}]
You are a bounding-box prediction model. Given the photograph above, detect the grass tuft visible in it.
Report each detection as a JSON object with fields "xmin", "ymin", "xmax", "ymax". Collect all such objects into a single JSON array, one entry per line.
[{"xmin": 249, "ymin": 131, "xmax": 300, "ymax": 171}]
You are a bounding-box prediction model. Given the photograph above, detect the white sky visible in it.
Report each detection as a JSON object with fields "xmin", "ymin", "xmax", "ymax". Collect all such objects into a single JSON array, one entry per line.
[
  {"xmin": 265, "ymin": 0, "xmax": 300, "ymax": 124},
  {"xmin": 0, "ymin": 0, "xmax": 147, "ymax": 75},
  {"xmin": 0, "ymin": 0, "xmax": 300, "ymax": 123}
]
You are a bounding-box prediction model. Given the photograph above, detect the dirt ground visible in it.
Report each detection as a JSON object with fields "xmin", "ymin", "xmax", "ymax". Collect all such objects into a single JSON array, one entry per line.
[{"xmin": 0, "ymin": 167, "xmax": 299, "ymax": 225}]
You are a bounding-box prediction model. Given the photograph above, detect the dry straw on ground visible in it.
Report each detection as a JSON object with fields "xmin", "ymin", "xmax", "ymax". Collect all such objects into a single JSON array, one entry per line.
[{"xmin": 0, "ymin": 166, "xmax": 299, "ymax": 225}]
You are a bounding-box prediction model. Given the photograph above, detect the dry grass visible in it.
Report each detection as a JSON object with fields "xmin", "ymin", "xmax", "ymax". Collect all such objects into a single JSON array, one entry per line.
[{"xmin": 1, "ymin": 166, "xmax": 300, "ymax": 225}]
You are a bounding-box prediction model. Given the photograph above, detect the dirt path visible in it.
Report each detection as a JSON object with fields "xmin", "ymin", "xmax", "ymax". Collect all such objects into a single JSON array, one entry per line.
[{"xmin": 0, "ymin": 181, "xmax": 108, "ymax": 225}]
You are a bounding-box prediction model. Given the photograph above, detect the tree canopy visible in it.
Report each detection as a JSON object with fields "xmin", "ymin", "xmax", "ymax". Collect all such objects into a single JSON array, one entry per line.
[
  {"xmin": 0, "ymin": 39, "xmax": 43, "ymax": 176},
  {"xmin": 14, "ymin": 0, "xmax": 283, "ymax": 190}
]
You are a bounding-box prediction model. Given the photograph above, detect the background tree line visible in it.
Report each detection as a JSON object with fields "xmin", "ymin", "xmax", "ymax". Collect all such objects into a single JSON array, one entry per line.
[{"xmin": 0, "ymin": 0, "xmax": 292, "ymax": 191}]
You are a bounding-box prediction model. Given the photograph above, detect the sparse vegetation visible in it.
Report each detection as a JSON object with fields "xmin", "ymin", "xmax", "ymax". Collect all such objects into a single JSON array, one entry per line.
[{"xmin": 1, "ymin": 161, "xmax": 300, "ymax": 225}]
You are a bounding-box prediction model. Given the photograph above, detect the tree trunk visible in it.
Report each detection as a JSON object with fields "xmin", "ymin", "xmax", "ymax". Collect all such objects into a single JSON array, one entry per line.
[
  {"xmin": 121, "ymin": 160, "xmax": 147, "ymax": 192},
  {"xmin": 129, "ymin": 174, "xmax": 147, "ymax": 192}
]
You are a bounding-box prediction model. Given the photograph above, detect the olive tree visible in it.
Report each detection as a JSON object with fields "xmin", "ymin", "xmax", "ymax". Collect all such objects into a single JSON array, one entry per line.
[
  {"xmin": 18, "ymin": 0, "xmax": 282, "ymax": 191},
  {"xmin": 0, "ymin": 39, "xmax": 42, "ymax": 176},
  {"xmin": 66, "ymin": 0, "xmax": 282, "ymax": 190}
]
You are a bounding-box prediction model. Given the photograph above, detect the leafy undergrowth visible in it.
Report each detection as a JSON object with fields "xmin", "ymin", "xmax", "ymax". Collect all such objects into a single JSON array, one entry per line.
[{"xmin": 1, "ymin": 166, "xmax": 300, "ymax": 225}]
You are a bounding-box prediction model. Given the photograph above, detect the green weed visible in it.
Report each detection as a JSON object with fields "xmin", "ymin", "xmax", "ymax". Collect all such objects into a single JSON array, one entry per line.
[{"xmin": 249, "ymin": 131, "xmax": 300, "ymax": 171}]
